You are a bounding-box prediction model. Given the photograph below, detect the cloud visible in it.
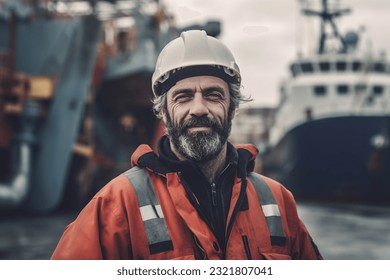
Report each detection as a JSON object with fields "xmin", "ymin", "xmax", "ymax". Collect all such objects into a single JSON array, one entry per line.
[
  {"xmin": 175, "ymin": 6, "xmax": 202, "ymax": 22},
  {"xmin": 242, "ymin": 25, "xmax": 270, "ymax": 37},
  {"xmin": 163, "ymin": 0, "xmax": 390, "ymax": 106}
]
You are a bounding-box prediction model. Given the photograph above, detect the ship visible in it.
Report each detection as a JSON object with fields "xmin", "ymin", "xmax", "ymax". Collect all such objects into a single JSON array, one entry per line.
[
  {"xmin": 0, "ymin": 0, "xmax": 102, "ymax": 213},
  {"xmin": 261, "ymin": 0, "xmax": 390, "ymax": 204},
  {"xmin": 0, "ymin": 0, "xmax": 222, "ymax": 214}
]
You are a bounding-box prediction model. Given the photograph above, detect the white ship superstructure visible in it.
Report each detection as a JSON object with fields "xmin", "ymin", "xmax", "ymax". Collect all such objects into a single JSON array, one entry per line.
[
  {"xmin": 261, "ymin": 0, "xmax": 390, "ymax": 203},
  {"xmin": 270, "ymin": 51, "xmax": 390, "ymax": 147}
]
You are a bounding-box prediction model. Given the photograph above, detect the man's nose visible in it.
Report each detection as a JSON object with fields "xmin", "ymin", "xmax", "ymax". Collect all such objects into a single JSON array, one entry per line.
[{"xmin": 189, "ymin": 93, "xmax": 209, "ymax": 117}]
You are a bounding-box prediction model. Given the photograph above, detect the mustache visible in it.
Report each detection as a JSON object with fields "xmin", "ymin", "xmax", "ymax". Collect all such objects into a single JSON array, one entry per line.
[{"xmin": 181, "ymin": 116, "xmax": 220, "ymax": 130}]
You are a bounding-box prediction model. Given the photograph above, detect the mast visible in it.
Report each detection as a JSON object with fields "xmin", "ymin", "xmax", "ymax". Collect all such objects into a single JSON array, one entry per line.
[{"xmin": 302, "ymin": 0, "xmax": 351, "ymax": 54}]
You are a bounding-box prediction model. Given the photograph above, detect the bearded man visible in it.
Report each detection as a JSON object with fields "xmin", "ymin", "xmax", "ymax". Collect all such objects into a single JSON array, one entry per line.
[{"xmin": 52, "ymin": 30, "xmax": 322, "ymax": 260}]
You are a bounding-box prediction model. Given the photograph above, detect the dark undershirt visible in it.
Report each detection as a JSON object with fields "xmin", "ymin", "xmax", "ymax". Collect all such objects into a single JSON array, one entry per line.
[{"xmin": 157, "ymin": 136, "xmax": 238, "ymax": 250}]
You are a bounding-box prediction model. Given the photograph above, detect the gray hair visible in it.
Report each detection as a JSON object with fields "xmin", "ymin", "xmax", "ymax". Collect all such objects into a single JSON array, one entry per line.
[{"xmin": 152, "ymin": 82, "xmax": 252, "ymax": 119}]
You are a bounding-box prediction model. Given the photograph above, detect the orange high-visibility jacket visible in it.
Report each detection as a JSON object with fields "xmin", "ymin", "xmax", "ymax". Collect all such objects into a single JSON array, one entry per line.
[{"xmin": 51, "ymin": 144, "xmax": 322, "ymax": 260}]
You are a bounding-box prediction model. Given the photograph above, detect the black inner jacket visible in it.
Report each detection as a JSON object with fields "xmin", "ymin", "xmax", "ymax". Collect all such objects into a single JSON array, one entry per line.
[{"xmin": 137, "ymin": 135, "xmax": 255, "ymax": 253}]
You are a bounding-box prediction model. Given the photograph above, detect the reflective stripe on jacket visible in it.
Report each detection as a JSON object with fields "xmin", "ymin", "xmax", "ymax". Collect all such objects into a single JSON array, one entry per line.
[{"xmin": 51, "ymin": 144, "xmax": 322, "ymax": 260}]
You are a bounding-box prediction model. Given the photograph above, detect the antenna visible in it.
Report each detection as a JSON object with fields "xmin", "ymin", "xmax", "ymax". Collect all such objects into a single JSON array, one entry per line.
[{"xmin": 302, "ymin": 0, "xmax": 351, "ymax": 54}]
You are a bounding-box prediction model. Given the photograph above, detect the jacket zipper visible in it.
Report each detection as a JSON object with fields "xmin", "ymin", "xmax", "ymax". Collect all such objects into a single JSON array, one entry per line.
[
  {"xmin": 242, "ymin": 235, "xmax": 252, "ymax": 260},
  {"xmin": 211, "ymin": 183, "xmax": 217, "ymax": 206},
  {"xmin": 211, "ymin": 162, "xmax": 232, "ymax": 209},
  {"xmin": 224, "ymin": 177, "xmax": 248, "ymax": 256}
]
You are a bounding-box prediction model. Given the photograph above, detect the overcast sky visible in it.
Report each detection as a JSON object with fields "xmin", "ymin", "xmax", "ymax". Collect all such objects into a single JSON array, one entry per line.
[{"xmin": 162, "ymin": 0, "xmax": 390, "ymax": 107}]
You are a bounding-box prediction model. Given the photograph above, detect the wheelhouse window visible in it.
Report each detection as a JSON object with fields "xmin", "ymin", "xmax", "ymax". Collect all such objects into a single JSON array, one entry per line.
[
  {"xmin": 373, "ymin": 63, "xmax": 386, "ymax": 73},
  {"xmin": 373, "ymin": 85, "xmax": 384, "ymax": 96},
  {"xmin": 336, "ymin": 61, "xmax": 347, "ymax": 72},
  {"xmin": 352, "ymin": 61, "xmax": 362, "ymax": 72},
  {"xmin": 290, "ymin": 63, "xmax": 300, "ymax": 77},
  {"xmin": 337, "ymin": 84, "xmax": 349, "ymax": 95},
  {"xmin": 314, "ymin": 85, "xmax": 327, "ymax": 96},
  {"xmin": 319, "ymin": 62, "xmax": 330, "ymax": 72},
  {"xmin": 301, "ymin": 63, "xmax": 314, "ymax": 73}
]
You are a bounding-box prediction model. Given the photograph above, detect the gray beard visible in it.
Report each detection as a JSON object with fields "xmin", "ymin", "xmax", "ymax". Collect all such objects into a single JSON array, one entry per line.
[
  {"xmin": 165, "ymin": 115, "xmax": 231, "ymax": 162},
  {"xmin": 176, "ymin": 130, "xmax": 223, "ymax": 162}
]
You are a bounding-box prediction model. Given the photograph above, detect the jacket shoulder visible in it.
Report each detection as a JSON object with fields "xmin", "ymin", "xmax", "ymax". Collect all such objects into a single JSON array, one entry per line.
[
  {"xmin": 91, "ymin": 169, "xmax": 139, "ymax": 203},
  {"xmin": 250, "ymin": 173, "xmax": 296, "ymax": 203},
  {"xmin": 131, "ymin": 144, "xmax": 154, "ymax": 167}
]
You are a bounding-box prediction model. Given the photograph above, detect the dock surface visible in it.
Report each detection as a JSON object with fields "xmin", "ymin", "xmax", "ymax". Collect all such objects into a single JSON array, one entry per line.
[{"xmin": 1, "ymin": 202, "xmax": 389, "ymax": 260}]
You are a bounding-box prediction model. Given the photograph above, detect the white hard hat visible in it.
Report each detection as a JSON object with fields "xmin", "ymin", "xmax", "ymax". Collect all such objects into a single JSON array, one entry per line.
[{"xmin": 152, "ymin": 30, "xmax": 241, "ymax": 96}]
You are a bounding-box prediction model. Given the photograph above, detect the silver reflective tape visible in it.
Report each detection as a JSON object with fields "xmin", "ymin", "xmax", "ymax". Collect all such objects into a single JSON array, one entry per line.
[
  {"xmin": 124, "ymin": 167, "xmax": 172, "ymax": 251},
  {"xmin": 266, "ymin": 216, "xmax": 285, "ymax": 237},
  {"xmin": 248, "ymin": 172, "xmax": 286, "ymax": 245},
  {"xmin": 139, "ymin": 204, "xmax": 165, "ymax": 221},
  {"xmin": 155, "ymin": 204, "xmax": 164, "ymax": 218},
  {"xmin": 140, "ymin": 205, "xmax": 157, "ymax": 221},
  {"xmin": 144, "ymin": 218, "xmax": 171, "ymax": 246},
  {"xmin": 262, "ymin": 204, "xmax": 281, "ymax": 217}
]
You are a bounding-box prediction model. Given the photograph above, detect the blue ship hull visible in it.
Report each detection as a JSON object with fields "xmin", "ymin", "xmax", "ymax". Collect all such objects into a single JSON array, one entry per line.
[
  {"xmin": 0, "ymin": 16, "xmax": 101, "ymax": 212},
  {"xmin": 261, "ymin": 116, "xmax": 390, "ymax": 203}
]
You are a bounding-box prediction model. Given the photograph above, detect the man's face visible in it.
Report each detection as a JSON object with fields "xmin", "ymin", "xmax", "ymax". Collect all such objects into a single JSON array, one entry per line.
[{"xmin": 164, "ymin": 76, "xmax": 233, "ymax": 162}]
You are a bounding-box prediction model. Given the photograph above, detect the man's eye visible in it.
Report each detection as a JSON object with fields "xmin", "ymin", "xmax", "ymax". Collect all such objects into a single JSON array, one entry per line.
[
  {"xmin": 174, "ymin": 94, "xmax": 190, "ymax": 102},
  {"xmin": 206, "ymin": 91, "xmax": 223, "ymax": 100}
]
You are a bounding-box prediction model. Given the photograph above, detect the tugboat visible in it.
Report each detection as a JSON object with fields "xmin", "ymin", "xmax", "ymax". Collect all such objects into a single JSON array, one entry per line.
[{"xmin": 261, "ymin": 0, "xmax": 390, "ymax": 203}]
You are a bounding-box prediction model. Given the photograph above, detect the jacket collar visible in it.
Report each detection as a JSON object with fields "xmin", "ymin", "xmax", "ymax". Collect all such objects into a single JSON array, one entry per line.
[{"xmin": 131, "ymin": 135, "xmax": 259, "ymax": 177}]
